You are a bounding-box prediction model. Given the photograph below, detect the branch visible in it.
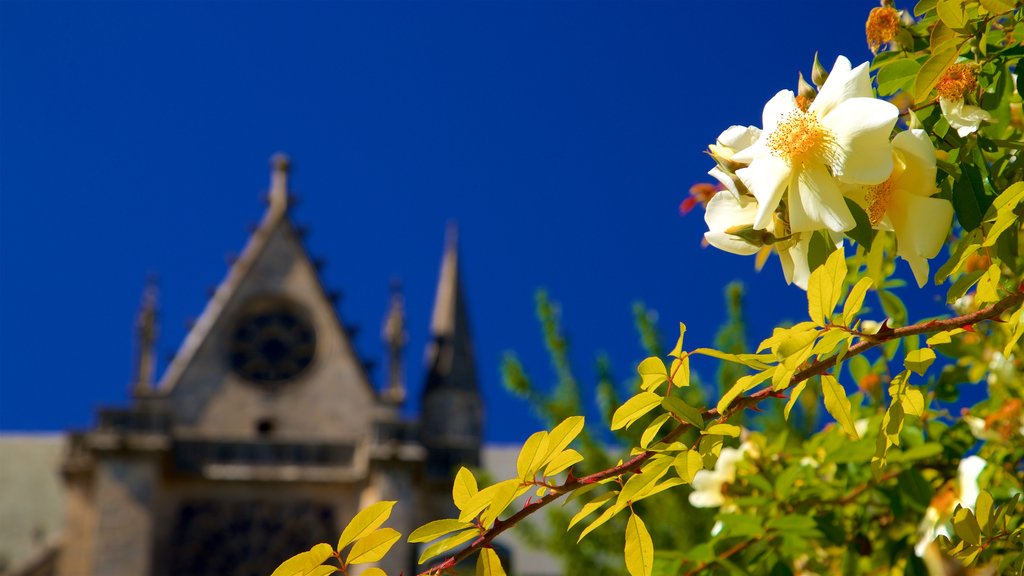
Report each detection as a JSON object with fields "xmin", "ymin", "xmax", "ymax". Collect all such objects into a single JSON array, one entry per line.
[{"xmin": 419, "ymin": 287, "xmax": 1024, "ymax": 575}]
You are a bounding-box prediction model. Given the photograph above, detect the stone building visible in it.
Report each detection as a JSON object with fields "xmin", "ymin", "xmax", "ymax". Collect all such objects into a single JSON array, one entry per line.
[{"xmin": 20, "ymin": 156, "xmax": 488, "ymax": 576}]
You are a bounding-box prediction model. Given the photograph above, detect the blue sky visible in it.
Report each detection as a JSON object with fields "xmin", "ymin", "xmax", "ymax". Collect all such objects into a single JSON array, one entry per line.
[{"xmin": 1, "ymin": 1, "xmax": 937, "ymax": 442}]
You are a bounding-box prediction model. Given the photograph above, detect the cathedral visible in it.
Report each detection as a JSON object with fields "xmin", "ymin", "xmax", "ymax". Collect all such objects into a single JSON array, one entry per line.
[{"xmin": 27, "ymin": 155, "xmax": 487, "ymax": 576}]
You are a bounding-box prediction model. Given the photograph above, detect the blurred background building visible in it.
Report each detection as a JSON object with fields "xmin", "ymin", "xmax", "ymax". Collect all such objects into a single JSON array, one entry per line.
[{"xmin": 0, "ymin": 156, "xmax": 554, "ymax": 576}]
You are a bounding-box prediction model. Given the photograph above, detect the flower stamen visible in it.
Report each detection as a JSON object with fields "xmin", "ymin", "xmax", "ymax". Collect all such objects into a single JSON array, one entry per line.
[
  {"xmin": 865, "ymin": 177, "xmax": 894, "ymax": 225},
  {"xmin": 766, "ymin": 110, "xmax": 838, "ymax": 168},
  {"xmin": 866, "ymin": 6, "xmax": 900, "ymax": 53},
  {"xmin": 936, "ymin": 63, "xmax": 978, "ymax": 102}
]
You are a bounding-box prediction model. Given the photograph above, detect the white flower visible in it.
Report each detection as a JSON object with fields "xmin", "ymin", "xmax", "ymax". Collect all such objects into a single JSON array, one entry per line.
[
  {"xmin": 846, "ymin": 129, "xmax": 953, "ymax": 287},
  {"xmin": 986, "ymin": 352, "xmax": 1015, "ymax": 386},
  {"xmin": 733, "ymin": 56, "xmax": 899, "ymax": 234},
  {"xmin": 914, "ymin": 456, "xmax": 986, "ymax": 557},
  {"xmin": 708, "ymin": 125, "xmax": 761, "ymax": 199},
  {"xmin": 702, "ymin": 191, "xmax": 817, "ymax": 289},
  {"xmin": 940, "ymin": 97, "xmax": 993, "ymax": 137},
  {"xmin": 689, "ymin": 443, "xmax": 751, "ymax": 509}
]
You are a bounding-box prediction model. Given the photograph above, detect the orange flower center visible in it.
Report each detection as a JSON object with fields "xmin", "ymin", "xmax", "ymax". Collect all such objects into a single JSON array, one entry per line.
[
  {"xmin": 865, "ymin": 177, "xmax": 894, "ymax": 225},
  {"xmin": 766, "ymin": 110, "xmax": 837, "ymax": 168},
  {"xmin": 866, "ymin": 6, "xmax": 900, "ymax": 52},
  {"xmin": 936, "ymin": 63, "xmax": 977, "ymax": 102}
]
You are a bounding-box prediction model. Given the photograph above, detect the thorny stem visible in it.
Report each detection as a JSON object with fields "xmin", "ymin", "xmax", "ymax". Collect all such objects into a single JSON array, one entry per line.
[
  {"xmin": 683, "ymin": 537, "xmax": 761, "ymax": 576},
  {"xmin": 418, "ymin": 287, "xmax": 1024, "ymax": 576}
]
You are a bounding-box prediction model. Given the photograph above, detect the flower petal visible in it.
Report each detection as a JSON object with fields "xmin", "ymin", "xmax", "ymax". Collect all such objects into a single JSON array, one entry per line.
[
  {"xmin": 892, "ymin": 129, "xmax": 937, "ymax": 198},
  {"xmin": 708, "ymin": 167, "xmax": 741, "ymax": 198},
  {"xmin": 777, "ymin": 234, "xmax": 812, "ymax": 290},
  {"xmin": 902, "ymin": 195, "xmax": 953, "ymax": 259},
  {"xmin": 824, "ymin": 98, "xmax": 899, "ymax": 185},
  {"xmin": 737, "ymin": 156, "xmax": 790, "ymax": 230},
  {"xmin": 810, "ymin": 56, "xmax": 872, "ymax": 118},
  {"xmin": 940, "ymin": 98, "xmax": 993, "ymax": 137},
  {"xmin": 791, "ymin": 163, "xmax": 855, "ymax": 233},
  {"xmin": 717, "ymin": 125, "xmax": 761, "ymax": 152}
]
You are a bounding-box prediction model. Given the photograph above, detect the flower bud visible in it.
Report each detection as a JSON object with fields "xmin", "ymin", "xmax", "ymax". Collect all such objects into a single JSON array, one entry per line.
[
  {"xmin": 811, "ymin": 52, "xmax": 829, "ymax": 89},
  {"xmin": 796, "ymin": 72, "xmax": 816, "ymax": 111}
]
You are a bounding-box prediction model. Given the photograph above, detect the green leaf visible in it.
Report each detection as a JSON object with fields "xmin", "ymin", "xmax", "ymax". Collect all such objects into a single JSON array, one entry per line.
[
  {"xmin": 452, "ymin": 467, "xmax": 478, "ymax": 511},
  {"xmin": 408, "ymin": 519, "xmax": 473, "ymax": 543},
  {"xmin": 843, "ymin": 197, "xmax": 875, "ymax": 250},
  {"xmin": 661, "ymin": 396, "xmax": 704, "ymax": 429},
  {"xmin": 637, "ymin": 357, "xmax": 669, "ymax": 391},
  {"xmin": 347, "ymin": 528, "xmax": 401, "ymax": 565},
  {"xmin": 877, "ymin": 58, "xmax": 923, "ymax": 96},
  {"xmin": 842, "ymin": 278, "xmax": 873, "ymax": 325},
  {"xmin": 703, "ymin": 423, "xmax": 741, "ymax": 437},
  {"xmin": 337, "ymin": 501, "xmax": 396, "ymax": 552},
  {"xmin": 978, "ymin": 0, "xmax": 1015, "ymax": 14},
  {"xmin": 951, "ymin": 506, "xmax": 982, "ymax": 545},
  {"xmin": 914, "ymin": 47, "xmax": 959, "ymax": 103},
  {"xmin": 418, "ymin": 528, "xmax": 478, "ymax": 565},
  {"xmin": 625, "ymin": 513, "xmax": 654, "ymax": 576},
  {"xmin": 975, "ymin": 491, "xmax": 993, "ymax": 535},
  {"xmin": 672, "ymin": 449, "xmax": 703, "ymax": 483},
  {"xmin": 611, "ymin": 392, "xmax": 664, "ymax": 431},
  {"xmin": 905, "ymin": 348, "xmax": 936, "ymax": 376},
  {"xmin": 952, "ymin": 164, "xmax": 989, "ymax": 231},
  {"xmin": 476, "ymin": 548, "xmax": 506, "ymax": 576},
  {"xmin": 516, "ymin": 430, "xmax": 550, "ymax": 480},
  {"xmin": 807, "ymin": 249, "xmax": 846, "ymax": 326},
  {"xmin": 915, "ymin": 0, "xmax": 938, "ymax": 15},
  {"xmin": 821, "ymin": 374, "xmax": 859, "ymax": 439}
]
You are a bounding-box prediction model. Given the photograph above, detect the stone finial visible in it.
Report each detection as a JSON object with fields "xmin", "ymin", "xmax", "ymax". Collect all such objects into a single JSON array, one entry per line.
[
  {"xmin": 269, "ymin": 153, "xmax": 291, "ymax": 211},
  {"xmin": 132, "ymin": 276, "xmax": 159, "ymax": 396},
  {"xmin": 382, "ymin": 280, "xmax": 407, "ymax": 404}
]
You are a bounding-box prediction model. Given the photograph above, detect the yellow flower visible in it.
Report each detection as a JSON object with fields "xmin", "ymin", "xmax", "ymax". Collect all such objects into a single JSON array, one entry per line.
[{"xmin": 846, "ymin": 129, "xmax": 953, "ymax": 287}]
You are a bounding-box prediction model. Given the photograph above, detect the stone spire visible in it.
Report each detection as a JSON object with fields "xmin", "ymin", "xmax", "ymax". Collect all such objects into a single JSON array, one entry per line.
[
  {"xmin": 132, "ymin": 277, "xmax": 159, "ymax": 396},
  {"xmin": 381, "ymin": 280, "xmax": 407, "ymax": 405},
  {"xmin": 420, "ymin": 223, "xmax": 482, "ymax": 477},
  {"xmin": 268, "ymin": 153, "xmax": 291, "ymax": 213}
]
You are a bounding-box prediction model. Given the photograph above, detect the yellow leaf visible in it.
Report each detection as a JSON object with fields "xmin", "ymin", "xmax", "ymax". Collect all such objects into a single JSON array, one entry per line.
[
  {"xmin": 717, "ymin": 370, "xmax": 771, "ymax": 414},
  {"xmin": 346, "ymin": 528, "xmax": 401, "ymax": 565},
  {"xmin": 807, "ymin": 249, "xmax": 846, "ymax": 327},
  {"xmin": 672, "ymin": 449, "xmax": 703, "ymax": 483},
  {"xmin": 568, "ymin": 491, "xmax": 615, "ymax": 530},
  {"xmin": 842, "ymin": 277, "xmax": 873, "ymax": 325},
  {"xmin": 936, "ymin": 0, "xmax": 968, "ymax": 29},
  {"xmin": 479, "ymin": 479, "xmax": 522, "ymax": 527},
  {"xmin": 270, "ymin": 552, "xmax": 312, "ymax": 576},
  {"xmin": 703, "ymin": 423, "xmax": 741, "ymax": 437},
  {"xmin": 337, "ymin": 501, "xmax": 396, "ymax": 552},
  {"xmin": 577, "ymin": 500, "xmax": 626, "ymax": 542},
  {"xmin": 975, "ymin": 264, "xmax": 1001, "ymax": 304},
  {"xmin": 901, "ymin": 387, "xmax": 926, "ymax": 418},
  {"xmin": 542, "ymin": 416, "xmax": 585, "ymax": 465},
  {"xmin": 418, "ymin": 528, "xmax": 478, "ymax": 565},
  {"xmin": 668, "ymin": 356, "xmax": 690, "ymax": 388},
  {"xmin": 610, "ymin": 392, "xmax": 663, "ymax": 431},
  {"xmin": 978, "ymin": 0, "xmax": 1015, "ymax": 13},
  {"xmin": 669, "ymin": 322, "xmax": 686, "ymax": 358},
  {"xmin": 408, "ymin": 519, "xmax": 473, "ymax": 543},
  {"xmin": 913, "ymin": 47, "xmax": 959, "ymax": 103},
  {"xmin": 905, "ymin": 348, "xmax": 937, "ymax": 376},
  {"xmin": 544, "ymin": 449, "xmax": 583, "ymax": 476},
  {"xmin": 516, "ymin": 430, "xmax": 550, "ymax": 480},
  {"xmin": 640, "ymin": 413, "xmax": 671, "ymax": 449},
  {"xmin": 637, "ymin": 357, "xmax": 668, "ymax": 391},
  {"xmin": 459, "ymin": 479, "xmax": 518, "ymax": 523},
  {"xmin": 784, "ymin": 381, "xmax": 807, "ymax": 420},
  {"xmin": 476, "ymin": 548, "xmax": 506, "ymax": 576},
  {"xmin": 821, "ymin": 374, "xmax": 859, "ymax": 439},
  {"xmin": 690, "ymin": 348, "xmax": 773, "ymax": 369},
  {"xmin": 358, "ymin": 569, "xmax": 385, "ymax": 576},
  {"xmin": 307, "ymin": 567, "xmax": 338, "ymax": 576},
  {"xmin": 452, "ymin": 467, "xmax": 478, "ymax": 511},
  {"xmin": 617, "ymin": 457, "xmax": 672, "ymax": 506},
  {"xmin": 624, "ymin": 513, "xmax": 654, "ymax": 576}
]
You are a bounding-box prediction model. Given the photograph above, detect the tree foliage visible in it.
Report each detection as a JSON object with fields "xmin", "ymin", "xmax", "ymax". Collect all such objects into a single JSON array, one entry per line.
[{"xmin": 271, "ymin": 3, "xmax": 1024, "ymax": 575}]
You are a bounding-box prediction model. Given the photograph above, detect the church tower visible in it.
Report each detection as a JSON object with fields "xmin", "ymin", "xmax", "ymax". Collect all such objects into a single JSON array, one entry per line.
[{"xmin": 419, "ymin": 225, "xmax": 484, "ymax": 480}]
